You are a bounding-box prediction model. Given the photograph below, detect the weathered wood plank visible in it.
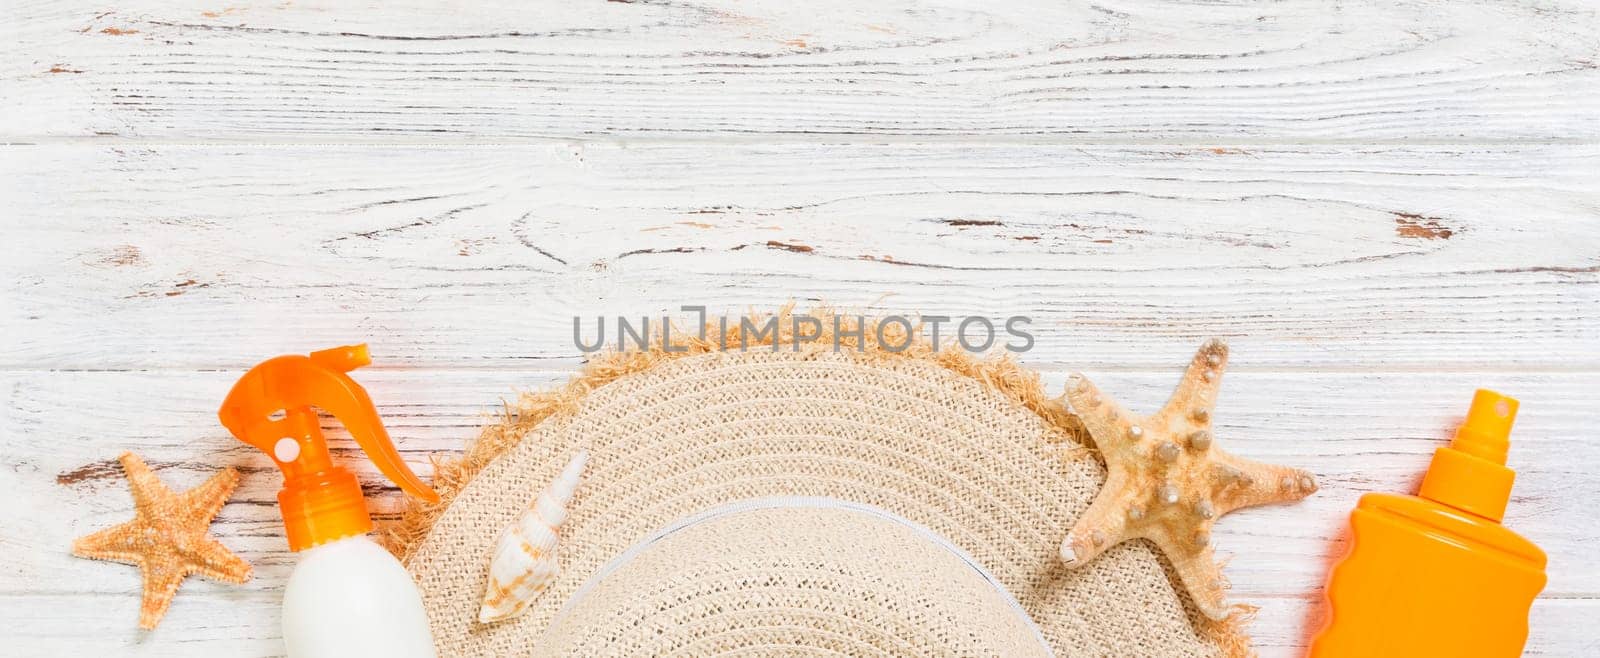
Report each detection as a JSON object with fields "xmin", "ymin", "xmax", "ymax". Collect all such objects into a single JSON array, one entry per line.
[
  {"xmin": 5, "ymin": 144, "xmax": 1598, "ymax": 370},
  {"xmin": 4, "ymin": 0, "xmax": 1598, "ymax": 141},
  {"xmin": 10, "ymin": 369, "xmax": 1597, "ymax": 599}
]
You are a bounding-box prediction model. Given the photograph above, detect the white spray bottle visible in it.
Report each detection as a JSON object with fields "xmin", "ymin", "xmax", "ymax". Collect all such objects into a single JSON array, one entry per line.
[{"xmin": 220, "ymin": 344, "xmax": 439, "ymax": 658}]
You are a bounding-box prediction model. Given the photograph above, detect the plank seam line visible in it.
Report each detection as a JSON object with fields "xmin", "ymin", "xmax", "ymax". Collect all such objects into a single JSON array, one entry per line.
[{"xmin": 4, "ymin": 136, "xmax": 1599, "ymax": 148}]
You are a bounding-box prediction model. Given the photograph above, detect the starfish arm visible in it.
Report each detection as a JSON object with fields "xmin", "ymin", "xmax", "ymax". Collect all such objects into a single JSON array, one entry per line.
[
  {"xmin": 1063, "ymin": 372, "xmax": 1139, "ymax": 452},
  {"xmin": 1153, "ymin": 339, "xmax": 1229, "ymax": 427},
  {"xmin": 1149, "ymin": 532, "xmax": 1232, "ymax": 621},
  {"xmin": 184, "ymin": 537, "xmax": 254, "ymax": 584},
  {"xmin": 72, "ymin": 523, "xmax": 151, "ymax": 566},
  {"xmin": 1059, "ymin": 470, "xmax": 1134, "ymax": 568},
  {"xmin": 180, "ymin": 467, "xmax": 241, "ymax": 527},
  {"xmin": 137, "ymin": 562, "xmax": 188, "ymax": 630},
  {"xmin": 1210, "ymin": 451, "xmax": 1318, "ymax": 516},
  {"xmin": 119, "ymin": 452, "xmax": 177, "ymax": 517}
]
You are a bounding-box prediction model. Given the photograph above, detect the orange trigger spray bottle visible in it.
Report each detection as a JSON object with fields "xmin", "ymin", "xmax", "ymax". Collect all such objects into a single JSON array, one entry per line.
[
  {"xmin": 220, "ymin": 345, "xmax": 440, "ymax": 658},
  {"xmin": 1309, "ymin": 389, "xmax": 1547, "ymax": 657}
]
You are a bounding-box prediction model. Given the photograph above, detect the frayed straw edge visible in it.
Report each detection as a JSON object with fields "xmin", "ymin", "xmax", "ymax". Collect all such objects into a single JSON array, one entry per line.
[
  {"xmin": 379, "ymin": 305, "xmax": 1251, "ymax": 655},
  {"xmin": 1207, "ymin": 554, "xmax": 1259, "ymax": 658},
  {"xmin": 1214, "ymin": 603, "xmax": 1258, "ymax": 658}
]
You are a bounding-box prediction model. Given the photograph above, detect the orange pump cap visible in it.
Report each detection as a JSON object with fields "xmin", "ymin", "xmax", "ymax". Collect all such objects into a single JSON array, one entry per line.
[
  {"xmin": 218, "ymin": 344, "xmax": 439, "ymax": 551},
  {"xmin": 1418, "ymin": 389, "xmax": 1518, "ymax": 522}
]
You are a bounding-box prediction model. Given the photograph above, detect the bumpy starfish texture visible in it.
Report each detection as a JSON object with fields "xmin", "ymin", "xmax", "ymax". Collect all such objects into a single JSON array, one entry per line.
[
  {"xmin": 71, "ymin": 453, "xmax": 252, "ymax": 629},
  {"xmin": 1059, "ymin": 339, "xmax": 1317, "ymax": 620}
]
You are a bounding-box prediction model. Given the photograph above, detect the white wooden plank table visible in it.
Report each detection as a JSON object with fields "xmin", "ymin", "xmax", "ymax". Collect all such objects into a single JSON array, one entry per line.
[{"xmin": 3, "ymin": 1, "xmax": 1598, "ymax": 656}]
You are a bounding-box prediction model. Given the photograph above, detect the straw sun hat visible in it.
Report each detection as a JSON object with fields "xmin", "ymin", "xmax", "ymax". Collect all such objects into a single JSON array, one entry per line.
[{"xmin": 389, "ymin": 314, "xmax": 1251, "ymax": 657}]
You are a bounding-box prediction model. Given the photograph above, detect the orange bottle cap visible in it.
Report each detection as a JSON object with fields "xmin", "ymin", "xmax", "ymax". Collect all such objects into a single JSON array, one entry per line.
[
  {"xmin": 1418, "ymin": 389, "xmax": 1518, "ymax": 522},
  {"xmin": 218, "ymin": 344, "xmax": 439, "ymax": 551}
]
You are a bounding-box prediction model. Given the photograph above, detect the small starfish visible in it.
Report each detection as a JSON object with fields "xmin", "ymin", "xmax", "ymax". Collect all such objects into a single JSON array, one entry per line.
[
  {"xmin": 1059, "ymin": 339, "xmax": 1317, "ymax": 620},
  {"xmin": 72, "ymin": 453, "xmax": 252, "ymax": 629}
]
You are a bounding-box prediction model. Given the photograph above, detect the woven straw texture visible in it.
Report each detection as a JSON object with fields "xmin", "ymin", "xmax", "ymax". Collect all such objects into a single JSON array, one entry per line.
[
  {"xmin": 538, "ymin": 503, "xmax": 1053, "ymax": 657},
  {"xmin": 406, "ymin": 349, "xmax": 1232, "ymax": 657}
]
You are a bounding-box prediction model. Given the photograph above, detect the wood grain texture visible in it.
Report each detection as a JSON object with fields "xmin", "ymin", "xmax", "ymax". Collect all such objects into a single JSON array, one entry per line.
[
  {"xmin": 5, "ymin": 0, "xmax": 1599, "ymax": 655},
  {"xmin": 4, "ymin": 0, "xmax": 1599, "ymax": 141},
  {"xmin": 5, "ymin": 144, "xmax": 1598, "ymax": 371}
]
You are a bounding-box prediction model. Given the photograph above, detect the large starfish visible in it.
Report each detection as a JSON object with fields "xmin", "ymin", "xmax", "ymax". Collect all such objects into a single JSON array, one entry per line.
[
  {"xmin": 1059, "ymin": 339, "xmax": 1317, "ymax": 620},
  {"xmin": 72, "ymin": 453, "xmax": 252, "ymax": 629}
]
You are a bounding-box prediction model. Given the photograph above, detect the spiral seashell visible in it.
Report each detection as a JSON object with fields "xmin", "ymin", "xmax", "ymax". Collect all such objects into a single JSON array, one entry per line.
[{"xmin": 478, "ymin": 451, "xmax": 587, "ymax": 624}]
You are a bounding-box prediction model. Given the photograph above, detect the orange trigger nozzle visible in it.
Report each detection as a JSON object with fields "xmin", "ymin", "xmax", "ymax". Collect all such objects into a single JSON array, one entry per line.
[{"xmin": 219, "ymin": 344, "xmax": 438, "ymax": 551}]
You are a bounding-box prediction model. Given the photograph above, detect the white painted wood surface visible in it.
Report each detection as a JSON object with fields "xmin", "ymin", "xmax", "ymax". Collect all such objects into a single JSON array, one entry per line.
[
  {"xmin": 5, "ymin": 0, "xmax": 1599, "ymax": 141},
  {"xmin": 3, "ymin": 1, "xmax": 1598, "ymax": 656}
]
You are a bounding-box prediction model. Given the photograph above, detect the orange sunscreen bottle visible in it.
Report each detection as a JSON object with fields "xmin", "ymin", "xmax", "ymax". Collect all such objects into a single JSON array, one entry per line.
[
  {"xmin": 220, "ymin": 344, "xmax": 441, "ymax": 658},
  {"xmin": 1309, "ymin": 389, "xmax": 1546, "ymax": 657}
]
